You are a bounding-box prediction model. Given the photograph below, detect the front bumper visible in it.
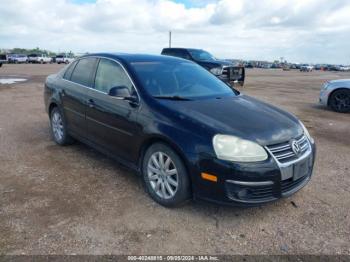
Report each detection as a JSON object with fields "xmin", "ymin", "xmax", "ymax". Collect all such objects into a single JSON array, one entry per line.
[
  {"xmin": 191, "ymin": 141, "xmax": 316, "ymax": 206},
  {"xmin": 218, "ymin": 66, "xmax": 245, "ymax": 86},
  {"xmin": 319, "ymin": 89, "xmax": 330, "ymax": 106}
]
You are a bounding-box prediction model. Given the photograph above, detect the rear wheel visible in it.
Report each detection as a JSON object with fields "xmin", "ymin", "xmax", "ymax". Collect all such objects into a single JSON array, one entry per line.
[
  {"xmin": 142, "ymin": 143, "xmax": 191, "ymax": 207},
  {"xmin": 50, "ymin": 107, "xmax": 74, "ymax": 145},
  {"xmin": 329, "ymin": 89, "xmax": 350, "ymax": 113}
]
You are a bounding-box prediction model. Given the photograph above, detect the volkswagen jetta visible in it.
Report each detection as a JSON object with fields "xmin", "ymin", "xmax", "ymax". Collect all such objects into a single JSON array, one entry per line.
[{"xmin": 44, "ymin": 53, "xmax": 316, "ymax": 207}]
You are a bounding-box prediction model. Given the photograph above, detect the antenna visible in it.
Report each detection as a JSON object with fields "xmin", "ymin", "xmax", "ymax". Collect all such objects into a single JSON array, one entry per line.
[{"xmin": 169, "ymin": 31, "xmax": 172, "ymax": 48}]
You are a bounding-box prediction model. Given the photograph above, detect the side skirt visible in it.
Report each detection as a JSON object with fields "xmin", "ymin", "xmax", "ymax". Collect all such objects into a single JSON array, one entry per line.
[{"xmin": 68, "ymin": 131, "xmax": 141, "ymax": 175}]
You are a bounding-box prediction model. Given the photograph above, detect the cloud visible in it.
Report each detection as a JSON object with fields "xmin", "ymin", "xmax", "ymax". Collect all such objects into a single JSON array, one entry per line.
[{"xmin": 0, "ymin": 0, "xmax": 350, "ymax": 64}]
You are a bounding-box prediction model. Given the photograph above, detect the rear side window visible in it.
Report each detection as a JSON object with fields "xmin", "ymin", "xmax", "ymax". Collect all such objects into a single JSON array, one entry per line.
[
  {"xmin": 162, "ymin": 49, "xmax": 174, "ymax": 56},
  {"xmin": 94, "ymin": 58, "xmax": 134, "ymax": 94},
  {"xmin": 63, "ymin": 61, "xmax": 77, "ymax": 80},
  {"xmin": 70, "ymin": 58, "xmax": 97, "ymax": 87},
  {"xmin": 163, "ymin": 49, "xmax": 190, "ymax": 60},
  {"xmin": 175, "ymin": 50, "xmax": 191, "ymax": 60}
]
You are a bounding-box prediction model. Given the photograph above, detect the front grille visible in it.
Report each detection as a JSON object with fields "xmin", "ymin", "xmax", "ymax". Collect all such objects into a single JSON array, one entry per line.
[
  {"xmin": 243, "ymin": 185, "xmax": 275, "ymax": 200},
  {"xmin": 266, "ymin": 135, "xmax": 309, "ymax": 163},
  {"xmin": 222, "ymin": 66, "xmax": 243, "ymax": 81},
  {"xmin": 225, "ymin": 174, "xmax": 310, "ymax": 203},
  {"xmin": 225, "ymin": 182, "xmax": 277, "ymax": 202},
  {"xmin": 281, "ymin": 175, "xmax": 309, "ymax": 193}
]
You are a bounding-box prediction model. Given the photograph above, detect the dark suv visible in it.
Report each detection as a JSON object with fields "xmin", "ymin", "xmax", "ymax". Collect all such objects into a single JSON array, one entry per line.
[
  {"xmin": 161, "ymin": 48, "xmax": 245, "ymax": 86},
  {"xmin": 0, "ymin": 54, "xmax": 7, "ymax": 67}
]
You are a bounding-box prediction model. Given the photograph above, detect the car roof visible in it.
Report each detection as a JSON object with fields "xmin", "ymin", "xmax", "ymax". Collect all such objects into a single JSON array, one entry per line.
[
  {"xmin": 83, "ymin": 53, "xmax": 190, "ymax": 64},
  {"xmin": 162, "ymin": 47, "xmax": 203, "ymax": 52}
]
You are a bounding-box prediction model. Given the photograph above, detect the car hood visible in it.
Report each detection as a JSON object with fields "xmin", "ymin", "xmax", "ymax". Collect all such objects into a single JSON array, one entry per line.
[
  {"xmin": 197, "ymin": 59, "xmax": 234, "ymax": 67},
  {"xmin": 160, "ymin": 95, "xmax": 302, "ymax": 145},
  {"xmin": 329, "ymin": 79, "xmax": 350, "ymax": 85}
]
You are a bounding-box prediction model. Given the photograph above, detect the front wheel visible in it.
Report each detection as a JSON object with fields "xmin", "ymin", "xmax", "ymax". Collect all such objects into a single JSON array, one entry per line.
[
  {"xmin": 50, "ymin": 107, "xmax": 74, "ymax": 145},
  {"xmin": 329, "ymin": 89, "xmax": 350, "ymax": 113},
  {"xmin": 142, "ymin": 143, "xmax": 191, "ymax": 207}
]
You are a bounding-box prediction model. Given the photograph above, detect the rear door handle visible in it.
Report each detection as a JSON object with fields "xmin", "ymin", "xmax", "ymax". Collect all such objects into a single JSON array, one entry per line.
[{"xmin": 87, "ymin": 99, "xmax": 95, "ymax": 108}]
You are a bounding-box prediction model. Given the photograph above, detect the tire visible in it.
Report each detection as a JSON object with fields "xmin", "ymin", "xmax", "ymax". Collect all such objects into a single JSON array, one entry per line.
[
  {"xmin": 329, "ymin": 89, "xmax": 350, "ymax": 113},
  {"xmin": 50, "ymin": 107, "xmax": 74, "ymax": 145},
  {"xmin": 142, "ymin": 143, "xmax": 191, "ymax": 207}
]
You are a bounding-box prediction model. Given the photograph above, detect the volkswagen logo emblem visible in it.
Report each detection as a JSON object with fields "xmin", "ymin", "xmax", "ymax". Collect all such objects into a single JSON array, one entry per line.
[{"xmin": 291, "ymin": 140, "xmax": 301, "ymax": 155}]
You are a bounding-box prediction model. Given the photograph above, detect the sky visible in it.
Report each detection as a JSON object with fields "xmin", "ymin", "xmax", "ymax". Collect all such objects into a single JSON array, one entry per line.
[{"xmin": 1, "ymin": 0, "xmax": 350, "ymax": 64}]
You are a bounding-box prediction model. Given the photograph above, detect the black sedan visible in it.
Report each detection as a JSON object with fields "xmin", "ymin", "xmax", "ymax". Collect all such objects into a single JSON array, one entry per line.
[{"xmin": 44, "ymin": 53, "xmax": 316, "ymax": 207}]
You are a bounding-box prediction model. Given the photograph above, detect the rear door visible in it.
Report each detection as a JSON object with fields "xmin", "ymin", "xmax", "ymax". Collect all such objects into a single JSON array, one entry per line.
[
  {"xmin": 61, "ymin": 57, "xmax": 98, "ymax": 138},
  {"xmin": 86, "ymin": 58, "xmax": 141, "ymax": 163}
]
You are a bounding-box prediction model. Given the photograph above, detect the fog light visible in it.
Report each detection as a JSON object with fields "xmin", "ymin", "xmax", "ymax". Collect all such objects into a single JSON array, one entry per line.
[{"xmin": 236, "ymin": 189, "xmax": 248, "ymax": 199}]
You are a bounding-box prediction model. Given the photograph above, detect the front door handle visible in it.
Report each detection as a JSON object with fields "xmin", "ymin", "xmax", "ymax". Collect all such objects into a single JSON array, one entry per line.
[{"xmin": 87, "ymin": 99, "xmax": 95, "ymax": 108}]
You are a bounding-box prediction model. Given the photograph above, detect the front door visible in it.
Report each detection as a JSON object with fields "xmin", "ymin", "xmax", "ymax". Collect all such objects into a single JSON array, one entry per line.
[{"xmin": 86, "ymin": 58, "xmax": 141, "ymax": 163}]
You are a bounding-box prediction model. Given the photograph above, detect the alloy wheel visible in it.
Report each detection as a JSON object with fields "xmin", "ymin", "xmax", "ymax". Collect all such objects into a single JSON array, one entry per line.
[
  {"xmin": 147, "ymin": 151, "xmax": 179, "ymax": 199},
  {"xmin": 51, "ymin": 111, "xmax": 64, "ymax": 142},
  {"xmin": 333, "ymin": 92, "xmax": 350, "ymax": 112}
]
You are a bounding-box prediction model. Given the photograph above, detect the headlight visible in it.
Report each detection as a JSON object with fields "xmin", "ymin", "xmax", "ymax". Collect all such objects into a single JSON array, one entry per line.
[
  {"xmin": 213, "ymin": 135, "xmax": 268, "ymax": 162},
  {"xmin": 210, "ymin": 67, "xmax": 222, "ymax": 75},
  {"xmin": 299, "ymin": 121, "xmax": 314, "ymax": 143}
]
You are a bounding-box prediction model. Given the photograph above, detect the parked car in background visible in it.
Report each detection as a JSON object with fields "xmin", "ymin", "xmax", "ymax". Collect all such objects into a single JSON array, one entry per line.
[
  {"xmin": 56, "ymin": 54, "xmax": 74, "ymax": 64},
  {"xmin": 271, "ymin": 63, "xmax": 281, "ymax": 69},
  {"xmin": 44, "ymin": 53, "xmax": 315, "ymax": 207},
  {"xmin": 161, "ymin": 48, "xmax": 245, "ymax": 86},
  {"xmin": 337, "ymin": 66, "xmax": 350, "ymax": 72},
  {"xmin": 262, "ymin": 63, "xmax": 273, "ymax": 69},
  {"xmin": 8, "ymin": 54, "xmax": 28, "ymax": 63},
  {"xmin": 314, "ymin": 64, "xmax": 323, "ymax": 70},
  {"xmin": 320, "ymin": 79, "xmax": 350, "ymax": 113},
  {"xmin": 282, "ymin": 65, "xmax": 291, "ymax": 71},
  {"xmin": 300, "ymin": 65, "xmax": 314, "ymax": 72},
  {"xmin": 0, "ymin": 54, "xmax": 7, "ymax": 67},
  {"xmin": 28, "ymin": 54, "xmax": 51, "ymax": 64}
]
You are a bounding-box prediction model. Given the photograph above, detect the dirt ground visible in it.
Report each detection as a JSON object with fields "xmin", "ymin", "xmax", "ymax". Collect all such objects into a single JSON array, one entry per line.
[{"xmin": 0, "ymin": 64, "xmax": 349, "ymax": 255}]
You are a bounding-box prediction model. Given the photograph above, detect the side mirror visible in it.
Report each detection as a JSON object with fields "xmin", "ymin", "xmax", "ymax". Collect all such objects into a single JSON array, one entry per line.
[
  {"xmin": 108, "ymin": 86, "xmax": 139, "ymax": 105},
  {"xmin": 108, "ymin": 85, "xmax": 131, "ymax": 97}
]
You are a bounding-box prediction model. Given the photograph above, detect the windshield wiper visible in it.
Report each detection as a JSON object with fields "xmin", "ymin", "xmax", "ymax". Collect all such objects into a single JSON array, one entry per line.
[{"xmin": 153, "ymin": 95, "xmax": 192, "ymax": 101}]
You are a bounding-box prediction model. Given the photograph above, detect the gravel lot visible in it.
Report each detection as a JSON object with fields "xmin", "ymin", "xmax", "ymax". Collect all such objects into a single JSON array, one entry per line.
[{"xmin": 0, "ymin": 64, "xmax": 349, "ymax": 255}]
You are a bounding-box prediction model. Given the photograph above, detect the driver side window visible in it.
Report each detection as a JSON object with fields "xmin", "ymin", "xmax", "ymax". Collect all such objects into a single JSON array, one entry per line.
[{"xmin": 94, "ymin": 58, "xmax": 134, "ymax": 95}]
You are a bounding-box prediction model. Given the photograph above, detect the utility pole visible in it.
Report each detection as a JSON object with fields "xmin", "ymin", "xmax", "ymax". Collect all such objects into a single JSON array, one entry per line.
[{"xmin": 169, "ymin": 31, "xmax": 172, "ymax": 48}]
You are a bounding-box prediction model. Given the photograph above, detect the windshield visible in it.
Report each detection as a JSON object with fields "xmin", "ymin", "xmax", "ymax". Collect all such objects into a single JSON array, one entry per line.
[
  {"xmin": 188, "ymin": 50, "xmax": 216, "ymax": 61},
  {"xmin": 131, "ymin": 61, "xmax": 237, "ymax": 99}
]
